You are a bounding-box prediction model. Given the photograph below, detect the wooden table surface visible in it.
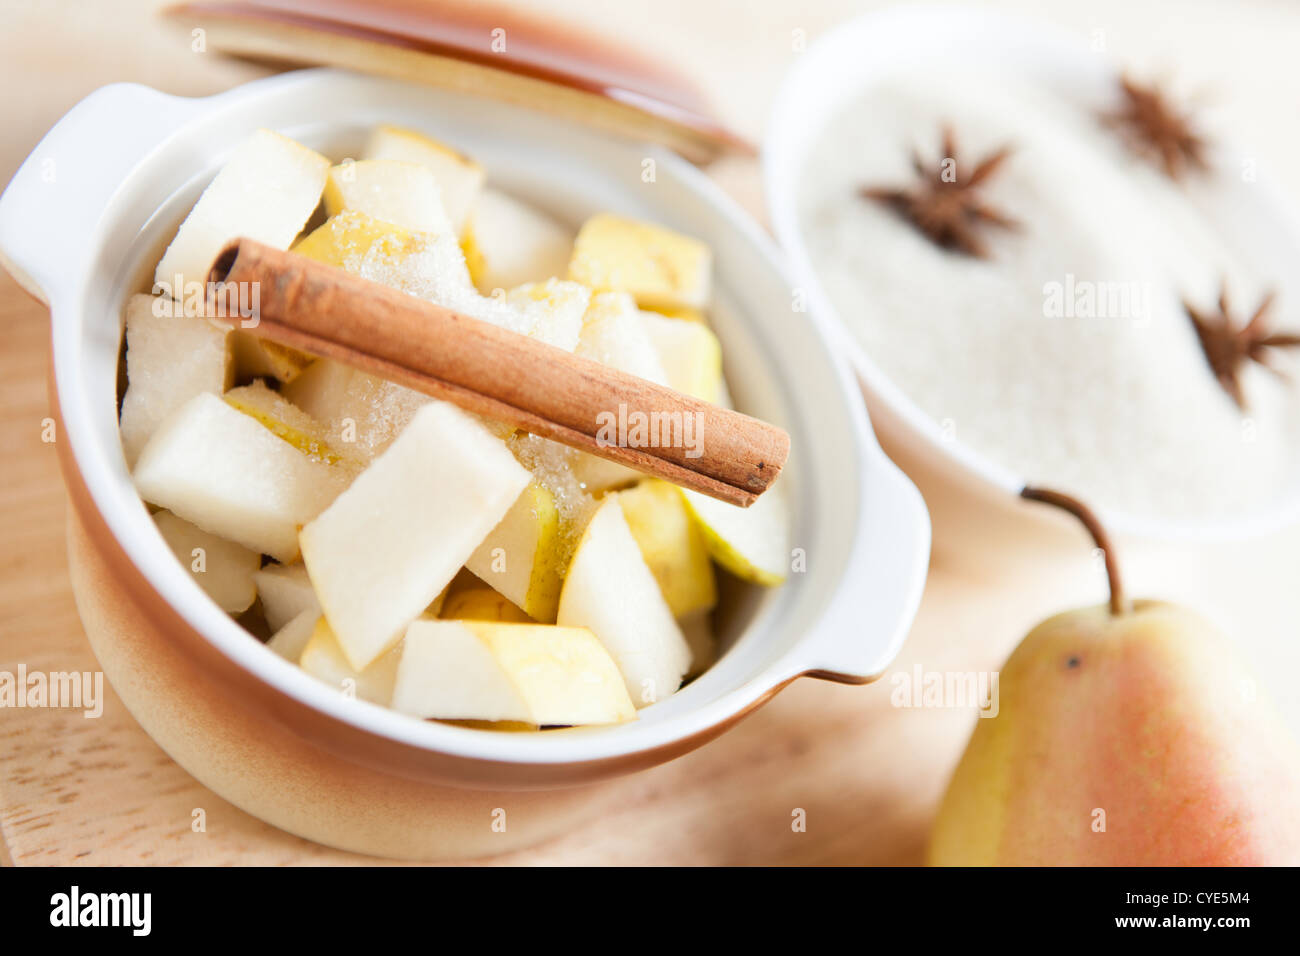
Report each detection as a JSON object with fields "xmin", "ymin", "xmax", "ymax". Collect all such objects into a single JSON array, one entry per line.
[{"xmin": 2, "ymin": 0, "xmax": 1299, "ymax": 866}]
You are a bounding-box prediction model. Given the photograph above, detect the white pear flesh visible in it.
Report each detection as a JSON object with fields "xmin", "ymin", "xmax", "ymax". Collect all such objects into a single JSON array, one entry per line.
[
  {"xmin": 119, "ymin": 294, "xmax": 231, "ymax": 466},
  {"xmin": 640, "ymin": 310, "xmax": 723, "ymax": 403},
  {"xmin": 363, "ymin": 124, "xmax": 485, "ymax": 234},
  {"xmin": 505, "ymin": 279, "xmax": 589, "ymax": 352},
  {"xmin": 282, "ymin": 358, "xmax": 429, "ymax": 464},
  {"xmin": 557, "ymin": 498, "xmax": 691, "ymax": 707},
  {"xmin": 391, "ymin": 620, "xmax": 635, "ymax": 725},
  {"xmin": 152, "ymin": 509, "xmax": 259, "ymax": 613},
  {"xmin": 298, "ymin": 618, "xmax": 402, "ymax": 705},
  {"xmin": 323, "ymin": 159, "xmax": 453, "ymax": 236},
  {"xmin": 682, "ymin": 478, "xmax": 791, "ymax": 587},
  {"xmin": 154, "ymin": 128, "xmax": 328, "ymax": 300},
  {"xmin": 253, "ymin": 562, "xmax": 319, "ymax": 633},
  {"xmin": 618, "ymin": 479, "xmax": 717, "ymax": 619},
  {"xmin": 468, "ymin": 187, "xmax": 573, "ymax": 292},
  {"xmin": 266, "ymin": 607, "xmax": 319, "ymax": 662},
  {"xmin": 299, "ymin": 401, "xmax": 530, "ymax": 671},
  {"xmin": 576, "ymin": 292, "xmax": 669, "ymax": 385},
  {"xmin": 133, "ymin": 393, "xmax": 349, "ymax": 562}
]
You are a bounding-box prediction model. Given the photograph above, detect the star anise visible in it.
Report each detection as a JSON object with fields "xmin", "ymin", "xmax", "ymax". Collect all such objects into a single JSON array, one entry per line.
[
  {"xmin": 1101, "ymin": 76, "xmax": 1209, "ymax": 180},
  {"xmin": 860, "ymin": 127, "xmax": 1017, "ymax": 259},
  {"xmin": 1184, "ymin": 286, "xmax": 1300, "ymax": 409}
]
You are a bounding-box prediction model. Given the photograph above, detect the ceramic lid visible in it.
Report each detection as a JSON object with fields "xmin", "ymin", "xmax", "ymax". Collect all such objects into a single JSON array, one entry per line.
[{"xmin": 165, "ymin": 0, "xmax": 753, "ymax": 163}]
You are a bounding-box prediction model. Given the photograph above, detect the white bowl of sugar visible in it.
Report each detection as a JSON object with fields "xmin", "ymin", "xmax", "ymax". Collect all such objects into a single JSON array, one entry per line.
[{"xmin": 765, "ymin": 5, "xmax": 1300, "ymax": 544}]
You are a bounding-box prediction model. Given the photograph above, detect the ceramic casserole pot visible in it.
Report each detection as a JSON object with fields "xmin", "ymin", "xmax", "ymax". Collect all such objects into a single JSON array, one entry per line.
[{"xmin": 0, "ymin": 68, "xmax": 929, "ymax": 859}]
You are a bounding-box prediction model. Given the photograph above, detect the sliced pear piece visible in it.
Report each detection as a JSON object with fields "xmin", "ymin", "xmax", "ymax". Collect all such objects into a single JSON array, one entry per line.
[
  {"xmin": 266, "ymin": 607, "xmax": 319, "ymax": 661},
  {"xmin": 391, "ymin": 620, "xmax": 636, "ymax": 726},
  {"xmin": 640, "ymin": 310, "xmax": 723, "ymax": 403},
  {"xmin": 363, "ymin": 124, "xmax": 485, "ymax": 234},
  {"xmin": 322, "ymin": 159, "xmax": 453, "ymax": 236},
  {"xmin": 466, "ymin": 187, "xmax": 573, "ymax": 292},
  {"xmin": 465, "ymin": 482, "xmax": 564, "ymax": 622},
  {"xmin": 224, "ymin": 380, "xmax": 347, "ymax": 465},
  {"xmin": 682, "ymin": 478, "xmax": 791, "ymax": 587},
  {"xmin": 618, "ymin": 479, "xmax": 717, "ymax": 618},
  {"xmin": 292, "ymin": 208, "xmax": 417, "ymax": 268},
  {"xmin": 152, "ymin": 509, "xmax": 259, "ymax": 613},
  {"xmin": 230, "ymin": 333, "xmax": 313, "ymax": 385},
  {"xmin": 299, "ymin": 401, "xmax": 531, "ymax": 671},
  {"xmin": 293, "ymin": 209, "xmax": 475, "ymax": 306},
  {"xmin": 680, "ymin": 611, "xmax": 718, "ymax": 678},
  {"xmin": 505, "ymin": 279, "xmax": 590, "ymax": 352},
  {"xmin": 298, "ymin": 617, "xmax": 402, "ymax": 705},
  {"xmin": 282, "ymin": 357, "xmax": 431, "ymax": 465},
  {"xmin": 565, "ymin": 295, "xmax": 667, "ymax": 494},
  {"xmin": 155, "ymin": 128, "xmax": 329, "ymax": 302},
  {"xmin": 575, "ymin": 292, "xmax": 668, "ymax": 384},
  {"xmin": 568, "ymin": 213, "xmax": 712, "ymax": 311},
  {"xmin": 252, "ymin": 562, "xmax": 319, "ymax": 633},
  {"xmin": 119, "ymin": 294, "xmax": 232, "ymax": 467},
  {"xmin": 133, "ymin": 393, "xmax": 349, "ymax": 562},
  {"xmin": 557, "ymin": 498, "xmax": 691, "ymax": 706},
  {"xmin": 440, "ymin": 583, "xmax": 533, "ymax": 622}
]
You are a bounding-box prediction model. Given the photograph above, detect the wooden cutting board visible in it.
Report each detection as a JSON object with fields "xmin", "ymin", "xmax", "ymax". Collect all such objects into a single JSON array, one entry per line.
[{"xmin": 3, "ymin": 0, "xmax": 1300, "ymax": 866}]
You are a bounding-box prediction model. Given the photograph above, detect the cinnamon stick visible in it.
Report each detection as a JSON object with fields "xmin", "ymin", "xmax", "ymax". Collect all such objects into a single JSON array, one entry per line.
[{"xmin": 207, "ymin": 238, "xmax": 788, "ymax": 506}]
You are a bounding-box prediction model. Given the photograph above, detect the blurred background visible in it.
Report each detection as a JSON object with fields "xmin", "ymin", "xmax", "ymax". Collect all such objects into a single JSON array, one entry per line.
[{"xmin": 5, "ymin": 0, "xmax": 1300, "ymax": 202}]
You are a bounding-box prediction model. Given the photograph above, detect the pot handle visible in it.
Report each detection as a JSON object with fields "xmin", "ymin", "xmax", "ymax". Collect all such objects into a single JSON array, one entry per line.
[
  {"xmin": 0, "ymin": 83, "xmax": 199, "ymax": 306},
  {"xmin": 797, "ymin": 450, "xmax": 931, "ymax": 684}
]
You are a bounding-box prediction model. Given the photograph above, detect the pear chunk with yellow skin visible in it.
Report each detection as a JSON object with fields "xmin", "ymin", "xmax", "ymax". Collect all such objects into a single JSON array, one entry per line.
[
  {"xmin": 568, "ymin": 213, "xmax": 712, "ymax": 311},
  {"xmin": 466, "ymin": 483, "xmax": 564, "ymax": 622},
  {"xmin": 682, "ymin": 478, "xmax": 790, "ymax": 587},
  {"xmin": 466, "ymin": 187, "xmax": 573, "ymax": 292},
  {"xmin": 153, "ymin": 509, "xmax": 259, "ymax": 614},
  {"xmin": 300, "ymin": 401, "xmax": 531, "ymax": 671},
  {"xmin": 391, "ymin": 620, "xmax": 635, "ymax": 726},
  {"xmin": 223, "ymin": 380, "xmax": 350, "ymax": 466},
  {"xmin": 363, "ymin": 124, "xmax": 485, "ymax": 234},
  {"xmin": 322, "ymin": 159, "xmax": 453, "ymax": 236},
  {"xmin": 119, "ymin": 294, "xmax": 232, "ymax": 467},
  {"xmin": 133, "ymin": 393, "xmax": 349, "ymax": 563},
  {"xmin": 292, "ymin": 210, "xmax": 475, "ymax": 305},
  {"xmin": 292, "ymin": 208, "xmax": 418, "ymax": 268},
  {"xmin": 618, "ymin": 479, "xmax": 717, "ymax": 619},
  {"xmin": 298, "ymin": 617, "xmax": 402, "ymax": 705},
  {"xmin": 441, "ymin": 580, "xmax": 533, "ymax": 622},
  {"xmin": 557, "ymin": 498, "xmax": 691, "ymax": 706},
  {"xmin": 253, "ymin": 562, "xmax": 319, "ymax": 633},
  {"xmin": 154, "ymin": 128, "xmax": 329, "ymax": 303}
]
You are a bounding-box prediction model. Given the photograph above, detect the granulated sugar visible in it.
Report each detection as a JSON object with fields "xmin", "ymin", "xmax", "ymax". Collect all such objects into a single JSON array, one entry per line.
[{"xmin": 799, "ymin": 71, "xmax": 1300, "ymax": 519}]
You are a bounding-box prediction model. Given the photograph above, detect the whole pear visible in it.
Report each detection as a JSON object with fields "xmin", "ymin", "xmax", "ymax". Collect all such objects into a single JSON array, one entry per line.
[{"xmin": 929, "ymin": 489, "xmax": 1300, "ymax": 866}]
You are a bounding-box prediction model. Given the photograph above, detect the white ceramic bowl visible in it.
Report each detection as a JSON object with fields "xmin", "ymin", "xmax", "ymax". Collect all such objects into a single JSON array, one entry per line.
[
  {"xmin": 765, "ymin": 4, "xmax": 1300, "ymax": 543},
  {"xmin": 0, "ymin": 69, "xmax": 929, "ymax": 854}
]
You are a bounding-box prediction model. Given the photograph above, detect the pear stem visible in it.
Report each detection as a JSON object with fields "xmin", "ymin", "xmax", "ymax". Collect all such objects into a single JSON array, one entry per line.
[{"xmin": 1021, "ymin": 486, "xmax": 1128, "ymax": 617}]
